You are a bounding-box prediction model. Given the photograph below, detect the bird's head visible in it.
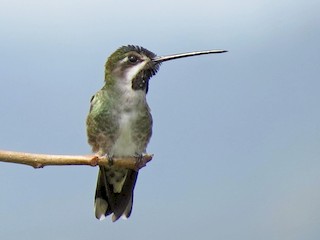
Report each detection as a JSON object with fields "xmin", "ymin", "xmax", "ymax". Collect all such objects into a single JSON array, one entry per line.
[
  {"xmin": 104, "ymin": 45, "xmax": 227, "ymax": 93},
  {"xmin": 104, "ymin": 45, "xmax": 159, "ymax": 93}
]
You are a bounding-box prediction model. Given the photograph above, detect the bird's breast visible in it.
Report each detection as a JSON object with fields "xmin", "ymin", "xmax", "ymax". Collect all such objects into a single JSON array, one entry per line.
[{"xmin": 111, "ymin": 110, "xmax": 138, "ymax": 156}]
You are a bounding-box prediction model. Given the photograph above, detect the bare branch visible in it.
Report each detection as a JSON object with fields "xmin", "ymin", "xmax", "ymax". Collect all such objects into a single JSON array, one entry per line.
[{"xmin": 0, "ymin": 150, "xmax": 153, "ymax": 171}]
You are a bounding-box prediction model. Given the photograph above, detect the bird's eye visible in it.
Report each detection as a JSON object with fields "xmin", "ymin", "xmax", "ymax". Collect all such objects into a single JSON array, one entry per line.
[{"xmin": 128, "ymin": 55, "xmax": 138, "ymax": 63}]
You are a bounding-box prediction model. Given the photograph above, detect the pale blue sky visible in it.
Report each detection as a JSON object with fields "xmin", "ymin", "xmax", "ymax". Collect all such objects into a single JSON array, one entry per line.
[{"xmin": 0, "ymin": 0, "xmax": 320, "ymax": 239}]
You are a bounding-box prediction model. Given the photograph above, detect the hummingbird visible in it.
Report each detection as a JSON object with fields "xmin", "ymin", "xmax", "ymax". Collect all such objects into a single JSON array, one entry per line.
[{"xmin": 86, "ymin": 45, "xmax": 227, "ymax": 222}]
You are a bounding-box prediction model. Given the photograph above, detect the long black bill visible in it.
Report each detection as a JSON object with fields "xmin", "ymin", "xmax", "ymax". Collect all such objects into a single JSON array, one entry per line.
[{"xmin": 152, "ymin": 49, "xmax": 227, "ymax": 63}]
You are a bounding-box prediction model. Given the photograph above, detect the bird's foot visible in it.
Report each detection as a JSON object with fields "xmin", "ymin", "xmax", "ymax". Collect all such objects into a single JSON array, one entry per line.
[
  {"xmin": 106, "ymin": 154, "xmax": 114, "ymax": 167},
  {"xmin": 134, "ymin": 153, "xmax": 147, "ymax": 171},
  {"xmin": 89, "ymin": 155, "xmax": 100, "ymax": 166}
]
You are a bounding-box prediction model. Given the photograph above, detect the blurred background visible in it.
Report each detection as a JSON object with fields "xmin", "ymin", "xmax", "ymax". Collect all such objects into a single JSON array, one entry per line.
[{"xmin": 0, "ymin": 0, "xmax": 319, "ymax": 239}]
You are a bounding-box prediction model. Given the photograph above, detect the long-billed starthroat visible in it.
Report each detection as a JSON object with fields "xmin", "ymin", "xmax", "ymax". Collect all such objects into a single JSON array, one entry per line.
[{"xmin": 86, "ymin": 45, "xmax": 227, "ymax": 222}]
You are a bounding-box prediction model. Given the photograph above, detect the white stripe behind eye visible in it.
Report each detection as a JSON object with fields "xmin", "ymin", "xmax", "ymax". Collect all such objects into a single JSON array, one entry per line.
[{"xmin": 124, "ymin": 61, "xmax": 147, "ymax": 82}]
